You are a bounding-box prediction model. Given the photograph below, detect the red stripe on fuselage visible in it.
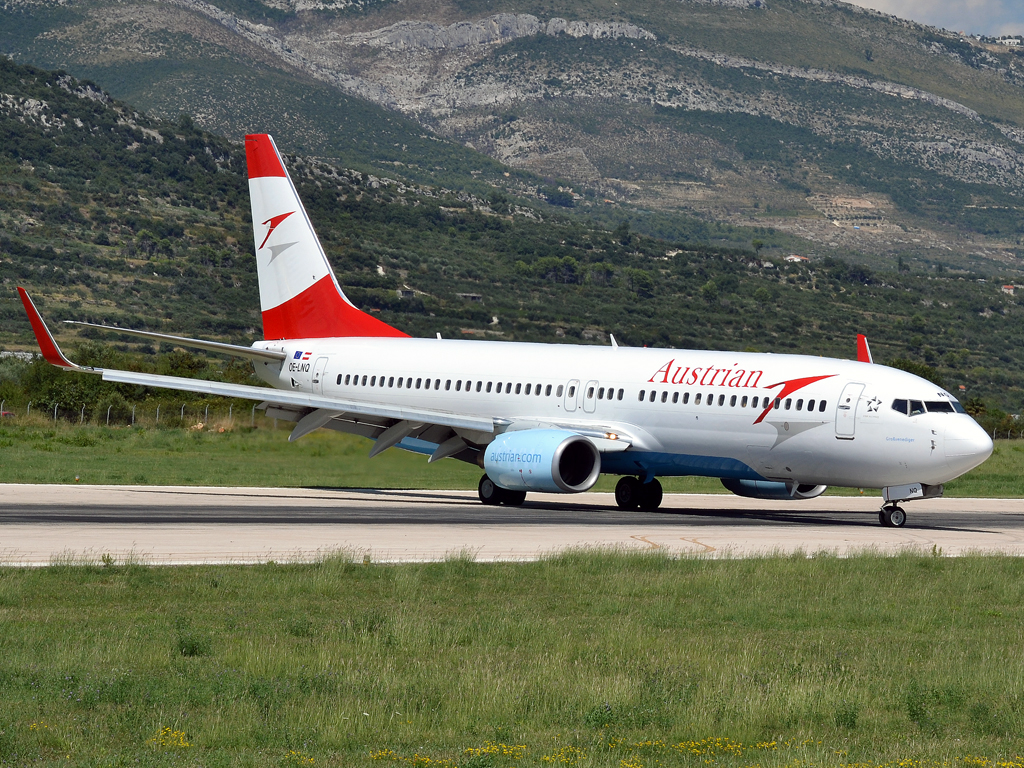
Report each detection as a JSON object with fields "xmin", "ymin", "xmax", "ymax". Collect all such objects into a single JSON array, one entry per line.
[
  {"xmin": 261, "ymin": 275, "xmax": 409, "ymax": 340},
  {"xmin": 753, "ymin": 374, "xmax": 836, "ymax": 424}
]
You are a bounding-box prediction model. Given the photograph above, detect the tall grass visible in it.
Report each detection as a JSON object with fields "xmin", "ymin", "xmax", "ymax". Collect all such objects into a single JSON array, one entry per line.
[{"xmin": 0, "ymin": 553, "xmax": 1022, "ymax": 766}]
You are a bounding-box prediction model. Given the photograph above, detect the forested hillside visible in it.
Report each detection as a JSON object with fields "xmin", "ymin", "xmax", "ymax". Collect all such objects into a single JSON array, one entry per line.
[
  {"xmin": 2, "ymin": 58, "xmax": 1024, "ymax": 424},
  {"xmin": 4, "ymin": 0, "xmax": 1024, "ymax": 272}
]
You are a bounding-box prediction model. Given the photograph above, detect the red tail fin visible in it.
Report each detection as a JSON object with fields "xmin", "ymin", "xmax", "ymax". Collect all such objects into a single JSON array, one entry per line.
[
  {"xmin": 246, "ymin": 133, "xmax": 408, "ymax": 340},
  {"xmin": 857, "ymin": 334, "xmax": 873, "ymax": 364}
]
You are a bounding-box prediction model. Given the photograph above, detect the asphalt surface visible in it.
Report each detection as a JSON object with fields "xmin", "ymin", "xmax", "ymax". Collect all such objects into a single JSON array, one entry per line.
[{"xmin": 1, "ymin": 485, "xmax": 1023, "ymax": 563}]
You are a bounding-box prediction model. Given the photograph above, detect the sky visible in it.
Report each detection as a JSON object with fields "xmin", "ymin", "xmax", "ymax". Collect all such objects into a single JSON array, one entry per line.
[{"xmin": 846, "ymin": 0, "xmax": 1024, "ymax": 36}]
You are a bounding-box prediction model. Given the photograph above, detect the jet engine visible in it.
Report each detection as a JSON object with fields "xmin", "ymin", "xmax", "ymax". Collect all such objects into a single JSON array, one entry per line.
[
  {"xmin": 721, "ymin": 479, "xmax": 828, "ymax": 500},
  {"xmin": 484, "ymin": 429, "xmax": 601, "ymax": 493}
]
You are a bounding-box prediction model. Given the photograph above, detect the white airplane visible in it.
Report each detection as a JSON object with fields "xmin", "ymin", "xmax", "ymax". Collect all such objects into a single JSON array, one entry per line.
[{"xmin": 18, "ymin": 134, "xmax": 993, "ymax": 527}]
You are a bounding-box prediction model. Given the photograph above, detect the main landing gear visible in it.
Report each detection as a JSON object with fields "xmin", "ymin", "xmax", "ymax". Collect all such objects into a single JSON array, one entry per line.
[
  {"xmin": 478, "ymin": 475, "xmax": 527, "ymax": 507},
  {"xmin": 879, "ymin": 504, "xmax": 907, "ymax": 528},
  {"xmin": 615, "ymin": 477, "xmax": 663, "ymax": 511}
]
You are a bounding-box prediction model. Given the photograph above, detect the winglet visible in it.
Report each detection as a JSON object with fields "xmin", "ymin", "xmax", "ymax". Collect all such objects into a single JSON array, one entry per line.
[
  {"xmin": 17, "ymin": 287, "xmax": 88, "ymax": 370},
  {"xmin": 857, "ymin": 334, "xmax": 873, "ymax": 364}
]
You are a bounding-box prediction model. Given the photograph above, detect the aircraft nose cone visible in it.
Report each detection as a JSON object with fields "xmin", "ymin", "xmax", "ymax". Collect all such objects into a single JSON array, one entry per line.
[{"xmin": 945, "ymin": 420, "xmax": 994, "ymax": 476}]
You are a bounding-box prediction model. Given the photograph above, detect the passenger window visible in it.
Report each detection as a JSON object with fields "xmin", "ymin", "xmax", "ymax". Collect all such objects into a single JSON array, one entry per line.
[
  {"xmin": 639, "ymin": 390, "xmax": 645, "ymax": 402},
  {"xmin": 818, "ymin": 400, "xmax": 827, "ymax": 412},
  {"xmin": 785, "ymin": 398, "xmax": 792, "ymax": 410},
  {"xmin": 695, "ymin": 393, "xmax": 702, "ymax": 405},
  {"xmin": 435, "ymin": 379, "xmax": 440, "ymax": 389},
  {"xmin": 682, "ymin": 392, "xmax": 689, "ymax": 404},
  {"xmin": 774, "ymin": 398, "xmax": 781, "ymax": 409},
  {"xmin": 796, "ymin": 399, "xmax": 803, "ymax": 411},
  {"xmin": 557, "ymin": 385, "xmax": 564, "ymax": 397},
  {"xmin": 598, "ymin": 387, "xmax": 605, "ymax": 399},
  {"xmin": 380, "ymin": 376, "xmax": 385, "ymax": 387},
  {"xmin": 741, "ymin": 396, "xmax": 747, "ymax": 407},
  {"xmin": 417, "ymin": 378, "xmax": 422, "ymax": 389},
  {"xmin": 370, "ymin": 376, "xmax": 376, "ymax": 386},
  {"xmin": 361, "ymin": 376, "xmax": 367, "ymax": 386},
  {"xmin": 708, "ymin": 394, "xmax": 714, "ymax": 406},
  {"xmin": 672, "ymin": 392, "xmax": 679, "ymax": 404},
  {"xmin": 892, "ymin": 399, "xmax": 908, "ymax": 415},
  {"xmin": 516, "ymin": 383, "xmax": 522, "ymax": 395},
  {"xmin": 925, "ymin": 401, "xmax": 954, "ymax": 413},
  {"xmin": 909, "ymin": 400, "xmax": 925, "ymax": 416},
  {"xmin": 650, "ymin": 391, "xmax": 657, "ymax": 403},
  {"xmin": 661, "ymin": 391, "xmax": 668, "ymax": 403},
  {"xmin": 536, "ymin": 384, "xmax": 542, "ymax": 396},
  {"xmin": 445, "ymin": 380, "xmax": 451, "ymax": 391},
  {"xmin": 718, "ymin": 395, "xmax": 725, "ymax": 406},
  {"xmin": 337, "ymin": 374, "xmax": 342, "ymax": 385},
  {"xmin": 476, "ymin": 381, "xmax": 482, "ymax": 392},
  {"xmin": 388, "ymin": 376, "xmax": 394, "ymax": 387},
  {"xmin": 345, "ymin": 374, "xmax": 351, "ymax": 385},
  {"xmin": 455, "ymin": 380, "xmax": 461, "ymax": 392},
  {"xmin": 546, "ymin": 385, "xmax": 552, "ymax": 396},
  {"xmin": 526, "ymin": 383, "xmax": 532, "ymax": 395},
  {"xmin": 730, "ymin": 395, "xmax": 737, "ymax": 407},
  {"xmin": 486, "ymin": 382, "xmax": 492, "ymax": 393},
  {"xmin": 568, "ymin": 385, "xmax": 575, "ymax": 397},
  {"xmin": 751, "ymin": 396, "xmax": 759, "ymax": 408},
  {"xmin": 617, "ymin": 389, "xmax": 623, "ymax": 400},
  {"xmin": 807, "ymin": 399, "xmax": 815, "ymax": 411}
]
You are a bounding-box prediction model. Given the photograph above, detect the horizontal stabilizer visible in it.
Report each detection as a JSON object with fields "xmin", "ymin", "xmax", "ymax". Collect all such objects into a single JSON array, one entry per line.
[{"xmin": 64, "ymin": 321, "xmax": 287, "ymax": 362}]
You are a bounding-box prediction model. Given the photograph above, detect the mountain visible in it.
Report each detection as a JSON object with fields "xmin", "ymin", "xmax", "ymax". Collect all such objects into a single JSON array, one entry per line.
[
  {"xmin": 2, "ymin": 57, "xmax": 1024, "ymax": 417},
  {"xmin": 4, "ymin": 0, "xmax": 1024, "ymax": 274}
]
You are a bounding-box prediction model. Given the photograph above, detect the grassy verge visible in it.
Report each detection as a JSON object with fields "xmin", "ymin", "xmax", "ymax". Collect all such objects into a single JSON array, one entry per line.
[
  {"xmin": 0, "ymin": 420, "xmax": 1019, "ymax": 496},
  {"xmin": 0, "ymin": 552, "xmax": 1022, "ymax": 767}
]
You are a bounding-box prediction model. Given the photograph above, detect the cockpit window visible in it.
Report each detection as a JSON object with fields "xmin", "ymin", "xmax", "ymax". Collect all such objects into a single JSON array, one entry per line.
[
  {"xmin": 952, "ymin": 401, "xmax": 967, "ymax": 414},
  {"xmin": 891, "ymin": 399, "xmax": 908, "ymax": 415},
  {"xmin": 909, "ymin": 400, "xmax": 925, "ymax": 416},
  {"xmin": 925, "ymin": 401, "xmax": 955, "ymax": 413}
]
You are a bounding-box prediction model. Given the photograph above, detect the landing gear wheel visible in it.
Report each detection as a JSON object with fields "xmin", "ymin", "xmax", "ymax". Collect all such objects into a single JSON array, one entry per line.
[
  {"xmin": 638, "ymin": 478, "xmax": 664, "ymax": 511},
  {"xmin": 879, "ymin": 505, "xmax": 907, "ymax": 528},
  {"xmin": 478, "ymin": 475, "xmax": 501, "ymax": 505},
  {"xmin": 478, "ymin": 475, "xmax": 527, "ymax": 506},
  {"xmin": 503, "ymin": 490, "xmax": 527, "ymax": 507},
  {"xmin": 615, "ymin": 476, "xmax": 641, "ymax": 510}
]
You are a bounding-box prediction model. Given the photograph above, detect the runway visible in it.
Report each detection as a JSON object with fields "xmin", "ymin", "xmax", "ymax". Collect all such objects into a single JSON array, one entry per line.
[{"xmin": 2, "ymin": 484, "xmax": 1024, "ymax": 564}]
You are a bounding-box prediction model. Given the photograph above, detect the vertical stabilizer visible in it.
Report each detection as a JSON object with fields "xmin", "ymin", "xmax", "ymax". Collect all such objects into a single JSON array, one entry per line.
[{"xmin": 245, "ymin": 133, "xmax": 407, "ymax": 340}]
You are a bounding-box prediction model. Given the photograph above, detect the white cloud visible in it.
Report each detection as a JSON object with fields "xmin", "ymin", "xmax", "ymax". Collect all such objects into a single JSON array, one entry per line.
[{"xmin": 846, "ymin": 0, "xmax": 1024, "ymax": 35}]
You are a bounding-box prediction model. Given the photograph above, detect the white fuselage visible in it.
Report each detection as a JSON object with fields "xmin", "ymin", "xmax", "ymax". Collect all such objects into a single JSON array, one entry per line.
[{"xmin": 252, "ymin": 336, "xmax": 993, "ymax": 489}]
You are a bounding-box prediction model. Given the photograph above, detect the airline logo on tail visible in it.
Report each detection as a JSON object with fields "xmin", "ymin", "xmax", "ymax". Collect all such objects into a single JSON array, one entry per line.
[{"xmin": 259, "ymin": 211, "xmax": 295, "ymax": 249}]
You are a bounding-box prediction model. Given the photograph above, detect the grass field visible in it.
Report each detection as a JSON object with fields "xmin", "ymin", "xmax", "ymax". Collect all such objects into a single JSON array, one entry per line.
[
  {"xmin": 0, "ymin": 552, "xmax": 1022, "ymax": 767},
  {"xmin": 0, "ymin": 420, "xmax": 1020, "ymax": 497}
]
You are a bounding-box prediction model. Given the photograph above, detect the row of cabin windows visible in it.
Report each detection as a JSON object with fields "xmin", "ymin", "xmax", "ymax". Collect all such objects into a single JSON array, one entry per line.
[
  {"xmin": 638, "ymin": 390, "xmax": 828, "ymax": 413},
  {"xmin": 337, "ymin": 375, "xmax": 596, "ymax": 399}
]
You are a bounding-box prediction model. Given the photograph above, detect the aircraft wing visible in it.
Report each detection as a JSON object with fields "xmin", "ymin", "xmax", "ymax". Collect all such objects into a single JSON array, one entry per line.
[
  {"xmin": 100, "ymin": 368, "xmax": 493, "ymax": 433},
  {"xmin": 17, "ymin": 288, "xmax": 493, "ymax": 436}
]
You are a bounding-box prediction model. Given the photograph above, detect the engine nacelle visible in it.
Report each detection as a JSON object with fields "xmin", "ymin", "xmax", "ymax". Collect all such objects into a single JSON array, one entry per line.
[
  {"xmin": 721, "ymin": 479, "xmax": 828, "ymax": 500},
  {"xmin": 484, "ymin": 429, "xmax": 601, "ymax": 493}
]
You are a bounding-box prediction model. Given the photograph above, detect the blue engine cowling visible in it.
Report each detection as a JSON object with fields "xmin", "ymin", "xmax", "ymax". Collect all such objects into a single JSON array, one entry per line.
[
  {"xmin": 721, "ymin": 479, "xmax": 828, "ymax": 500},
  {"xmin": 484, "ymin": 429, "xmax": 601, "ymax": 493}
]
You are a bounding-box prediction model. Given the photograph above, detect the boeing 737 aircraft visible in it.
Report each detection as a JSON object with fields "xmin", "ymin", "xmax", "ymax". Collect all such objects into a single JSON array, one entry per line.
[{"xmin": 18, "ymin": 134, "xmax": 994, "ymax": 526}]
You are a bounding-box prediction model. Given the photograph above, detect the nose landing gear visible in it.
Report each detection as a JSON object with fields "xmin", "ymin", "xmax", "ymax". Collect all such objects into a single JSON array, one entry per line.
[{"xmin": 879, "ymin": 504, "xmax": 907, "ymax": 528}]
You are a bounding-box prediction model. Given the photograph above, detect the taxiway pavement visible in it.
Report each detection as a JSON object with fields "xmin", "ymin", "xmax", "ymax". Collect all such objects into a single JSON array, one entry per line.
[{"xmin": 2, "ymin": 484, "xmax": 1023, "ymax": 564}]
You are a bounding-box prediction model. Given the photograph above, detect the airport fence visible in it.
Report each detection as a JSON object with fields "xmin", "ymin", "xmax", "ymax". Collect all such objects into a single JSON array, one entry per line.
[{"xmin": 0, "ymin": 398, "xmax": 290, "ymax": 431}]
